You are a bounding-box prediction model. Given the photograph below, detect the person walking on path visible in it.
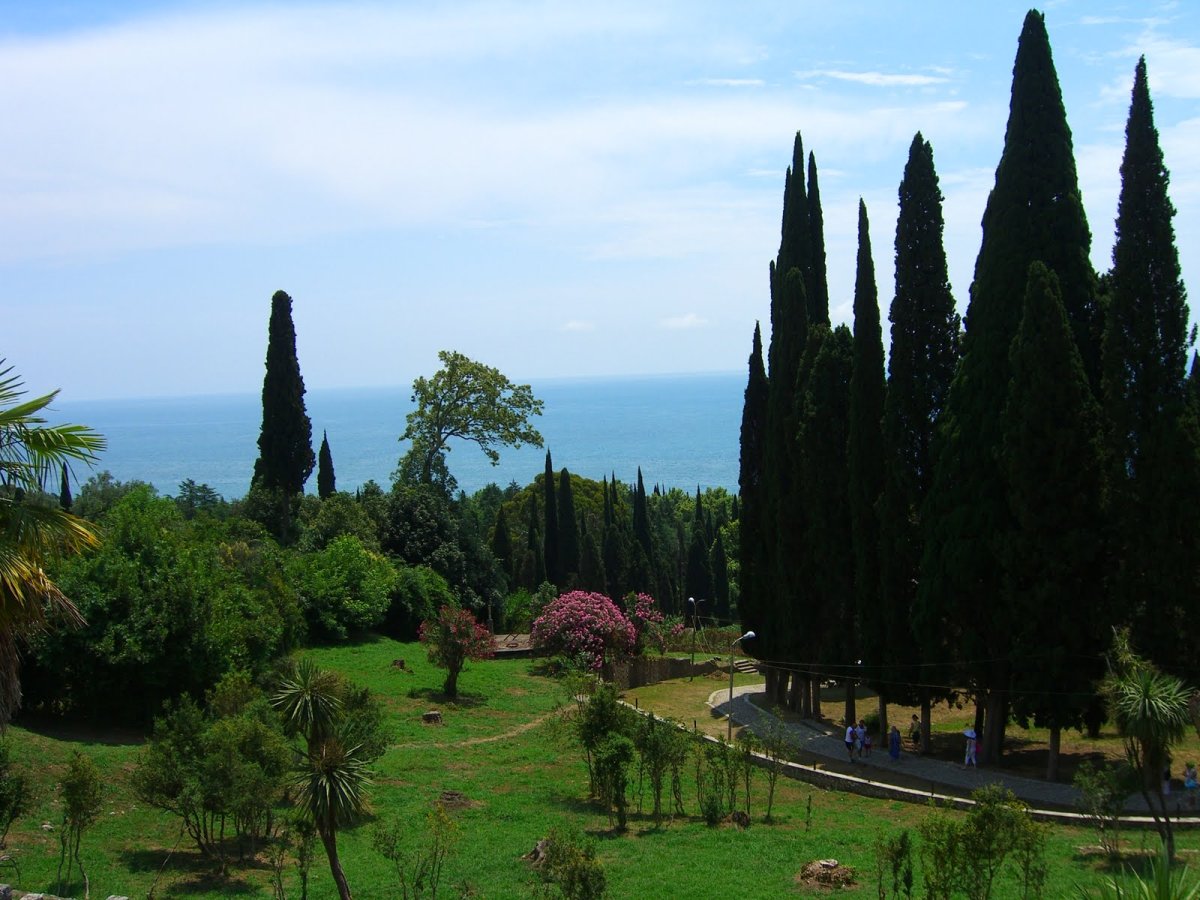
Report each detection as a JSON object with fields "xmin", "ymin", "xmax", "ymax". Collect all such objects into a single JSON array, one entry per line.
[
  {"xmin": 888, "ymin": 725, "xmax": 901, "ymax": 762},
  {"xmin": 845, "ymin": 723, "xmax": 857, "ymax": 762},
  {"xmin": 855, "ymin": 721, "xmax": 867, "ymax": 759},
  {"xmin": 963, "ymin": 727, "xmax": 977, "ymax": 767},
  {"xmin": 908, "ymin": 714, "xmax": 921, "ymax": 753}
]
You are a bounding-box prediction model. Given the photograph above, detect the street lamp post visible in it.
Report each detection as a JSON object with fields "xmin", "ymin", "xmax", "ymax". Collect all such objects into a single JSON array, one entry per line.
[
  {"xmin": 687, "ymin": 597, "xmax": 706, "ymax": 680},
  {"xmin": 728, "ymin": 630, "xmax": 756, "ymax": 742}
]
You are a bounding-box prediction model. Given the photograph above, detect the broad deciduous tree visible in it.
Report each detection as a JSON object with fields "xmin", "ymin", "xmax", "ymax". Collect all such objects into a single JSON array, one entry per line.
[{"xmin": 400, "ymin": 350, "xmax": 543, "ymax": 488}]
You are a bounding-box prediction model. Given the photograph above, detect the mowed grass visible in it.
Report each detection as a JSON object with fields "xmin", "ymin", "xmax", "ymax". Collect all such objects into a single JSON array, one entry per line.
[{"xmin": 0, "ymin": 638, "xmax": 1193, "ymax": 898}]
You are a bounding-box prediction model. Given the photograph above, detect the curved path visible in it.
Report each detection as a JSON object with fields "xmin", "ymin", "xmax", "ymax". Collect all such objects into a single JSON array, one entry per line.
[{"xmin": 712, "ymin": 684, "xmax": 1196, "ymax": 822}]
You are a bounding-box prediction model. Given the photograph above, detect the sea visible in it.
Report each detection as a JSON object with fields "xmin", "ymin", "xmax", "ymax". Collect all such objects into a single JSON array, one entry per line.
[{"xmin": 52, "ymin": 372, "xmax": 745, "ymax": 502}]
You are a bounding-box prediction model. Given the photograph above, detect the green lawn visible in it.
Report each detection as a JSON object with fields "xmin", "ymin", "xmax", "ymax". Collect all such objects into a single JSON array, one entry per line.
[{"xmin": 1, "ymin": 638, "xmax": 1192, "ymax": 898}]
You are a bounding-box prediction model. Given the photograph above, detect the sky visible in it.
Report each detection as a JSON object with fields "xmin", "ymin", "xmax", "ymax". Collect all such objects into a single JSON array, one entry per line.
[{"xmin": 1, "ymin": 0, "xmax": 1197, "ymax": 401}]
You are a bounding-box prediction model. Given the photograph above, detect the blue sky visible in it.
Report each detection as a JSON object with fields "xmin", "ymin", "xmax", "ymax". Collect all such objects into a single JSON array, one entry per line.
[{"xmin": 1, "ymin": 1, "xmax": 1197, "ymax": 401}]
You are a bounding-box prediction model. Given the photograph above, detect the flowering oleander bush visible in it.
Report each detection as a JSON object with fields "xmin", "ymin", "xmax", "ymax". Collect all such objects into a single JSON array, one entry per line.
[
  {"xmin": 626, "ymin": 592, "xmax": 684, "ymax": 655},
  {"xmin": 531, "ymin": 591, "xmax": 637, "ymax": 669},
  {"xmin": 419, "ymin": 604, "xmax": 495, "ymax": 698}
]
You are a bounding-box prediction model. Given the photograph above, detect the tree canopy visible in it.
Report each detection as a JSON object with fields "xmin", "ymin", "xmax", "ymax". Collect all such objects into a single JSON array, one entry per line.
[{"xmin": 400, "ymin": 351, "xmax": 544, "ymax": 489}]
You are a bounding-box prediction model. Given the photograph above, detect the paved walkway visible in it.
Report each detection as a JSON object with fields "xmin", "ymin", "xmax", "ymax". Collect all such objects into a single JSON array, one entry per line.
[{"xmin": 711, "ymin": 684, "xmax": 1195, "ymax": 819}]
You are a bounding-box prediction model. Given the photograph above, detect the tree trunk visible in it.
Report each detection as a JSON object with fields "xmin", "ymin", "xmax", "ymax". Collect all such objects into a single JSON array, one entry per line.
[
  {"xmin": 1045, "ymin": 725, "xmax": 1061, "ymax": 782},
  {"xmin": 444, "ymin": 665, "xmax": 460, "ymax": 699},
  {"xmin": 318, "ymin": 820, "xmax": 353, "ymax": 900},
  {"xmin": 843, "ymin": 681, "xmax": 856, "ymax": 728},
  {"xmin": 980, "ymin": 689, "xmax": 1007, "ymax": 765},
  {"xmin": 877, "ymin": 695, "xmax": 888, "ymax": 739},
  {"xmin": 810, "ymin": 678, "xmax": 821, "ymax": 720},
  {"xmin": 764, "ymin": 667, "xmax": 778, "ymax": 701},
  {"xmin": 920, "ymin": 696, "xmax": 932, "ymax": 755},
  {"xmin": 792, "ymin": 673, "xmax": 806, "ymax": 717}
]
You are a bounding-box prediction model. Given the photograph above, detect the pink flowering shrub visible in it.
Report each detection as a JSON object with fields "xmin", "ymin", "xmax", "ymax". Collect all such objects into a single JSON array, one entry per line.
[
  {"xmin": 626, "ymin": 592, "xmax": 682, "ymax": 654},
  {"xmin": 419, "ymin": 604, "xmax": 494, "ymax": 698},
  {"xmin": 531, "ymin": 591, "xmax": 636, "ymax": 669}
]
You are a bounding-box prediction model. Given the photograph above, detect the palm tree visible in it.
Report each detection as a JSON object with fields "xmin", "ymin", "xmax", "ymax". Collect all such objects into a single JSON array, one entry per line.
[
  {"xmin": 0, "ymin": 361, "xmax": 103, "ymax": 725},
  {"xmin": 273, "ymin": 660, "xmax": 371, "ymax": 900},
  {"xmin": 1103, "ymin": 629, "xmax": 1193, "ymax": 862}
]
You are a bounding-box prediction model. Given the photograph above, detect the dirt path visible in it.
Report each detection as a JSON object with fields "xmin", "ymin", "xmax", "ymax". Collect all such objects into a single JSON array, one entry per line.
[{"xmin": 391, "ymin": 709, "xmax": 562, "ymax": 750}]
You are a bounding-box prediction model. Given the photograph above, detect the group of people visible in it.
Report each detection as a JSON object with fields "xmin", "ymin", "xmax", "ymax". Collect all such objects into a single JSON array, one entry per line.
[{"xmin": 844, "ymin": 719, "xmax": 906, "ymax": 763}]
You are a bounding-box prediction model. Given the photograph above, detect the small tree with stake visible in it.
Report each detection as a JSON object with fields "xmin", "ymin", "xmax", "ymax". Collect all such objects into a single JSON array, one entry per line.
[{"xmin": 419, "ymin": 605, "xmax": 495, "ymax": 699}]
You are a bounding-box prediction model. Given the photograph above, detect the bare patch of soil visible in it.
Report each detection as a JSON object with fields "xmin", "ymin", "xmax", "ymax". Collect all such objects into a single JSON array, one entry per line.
[{"xmin": 796, "ymin": 859, "xmax": 856, "ymax": 891}]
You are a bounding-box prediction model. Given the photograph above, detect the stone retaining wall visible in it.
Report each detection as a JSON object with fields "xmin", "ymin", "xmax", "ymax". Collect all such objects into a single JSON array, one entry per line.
[{"xmin": 605, "ymin": 656, "xmax": 720, "ymax": 689}]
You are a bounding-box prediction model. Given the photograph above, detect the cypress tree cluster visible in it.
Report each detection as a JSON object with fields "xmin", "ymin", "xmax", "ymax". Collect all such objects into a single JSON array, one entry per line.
[{"xmin": 736, "ymin": 10, "xmax": 1197, "ymax": 763}]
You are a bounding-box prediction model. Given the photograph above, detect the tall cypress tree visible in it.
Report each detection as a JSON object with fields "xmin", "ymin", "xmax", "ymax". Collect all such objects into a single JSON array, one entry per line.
[
  {"xmin": 878, "ymin": 134, "xmax": 960, "ymax": 743},
  {"xmin": 578, "ymin": 517, "xmax": 606, "ymax": 593},
  {"xmin": 847, "ymin": 199, "xmax": 886, "ymax": 725},
  {"xmin": 798, "ymin": 325, "xmax": 854, "ymax": 719},
  {"xmin": 806, "ymin": 152, "xmax": 830, "ymax": 326},
  {"xmin": 711, "ymin": 529, "xmax": 730, "ymax": 620},
  {"xmin": 253, "ymin": 289, "xmax": 315, "ymax": 495},
  {"xmin": 737, "ymin": 324, "xmax": 769, "ymax": 654},
  {"xmin": 918, "ymin": 11, "xmax": 1096, "ymax": 763},
  {"xmin": 491, "ymin": 505, "xmax": 515, "ymax": 591},
  {"xmin": 1002, "ymin": 262, "xmax": 1108, "ymax": 780},
  {"xmin": 685, "ymin": 487, "xmax": 713, "ymax": 604},
  {"xmin": 59, "ymin": 462, "xmax": 72, "ymax": 511},
  {"xmin": 542, "ymin": 451, "xmax": 560, "ymax": 586},
  {"xmin": 758, "ymin": 132, "xmax": 814, "ymax": 699},
  {"xmin": 1104, "ymin": 57, "xmax": 1200, "ymax": 673},
  {"xmin": 317, "ymin": 430, "xmax": 336, "ymax": 499},
  {"xmin": 525, "ymin": 492, "xmax": 546, "ymax": 589},
  {"xmin": 632, "ymin": 467, "xmax": 653, "ymax": 570},
  {"xmin": 557, "ymin": 468, "xmax": 580, "ymax": 585}
]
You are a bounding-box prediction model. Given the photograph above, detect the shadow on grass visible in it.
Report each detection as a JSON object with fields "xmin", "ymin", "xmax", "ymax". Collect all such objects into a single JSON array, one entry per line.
[
  {"xmin": 15, "ymin": 711, "xmax": 145, "ymax": 746},
  {"xmin": 117, "ymin": 847, "xmax": 262, "ymax": 897},
  {"xmin": 406, "ymin": 687, "xmax": 488, "ymax": 708}
]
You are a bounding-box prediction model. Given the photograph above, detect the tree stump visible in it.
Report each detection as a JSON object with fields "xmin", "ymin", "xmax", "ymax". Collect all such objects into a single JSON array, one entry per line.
[{"xmin": 422, "ymin": 710, "xmax": 443, "ymax": 725}]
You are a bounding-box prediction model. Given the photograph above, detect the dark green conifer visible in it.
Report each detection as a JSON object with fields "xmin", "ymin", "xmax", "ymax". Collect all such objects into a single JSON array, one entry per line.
[
  {"xmin": 525, "ymin": 492, "xmax": 546, "ymax": 588},
  {"xmin": 711, "ymin": 529, "xmax": 730, "ymax": 620},
  {"xmin": 632, "ymin": 467, "xmax": 652, "ymax": 565},
  {"xmin": 847, "ymin": 199, "xmax": 886, "ymax": 722},
  {"xmin": 918, "ymin": 11, "xmax": 1096, "ymax": 763},
  {"xmin": 542, "ymin": 451, "xmax": 560, "ymax": 586},
  {"xmin": 798, "ymin": 326, "xmax": 854, "ymax": 718},
  {"xmin": 579, "ymin": 518, "xmax": 606, "ymax": 593},
  {"xmin": 737, "ymin": 324, "xmax": 769, "ymax": 658},
  {"xmin": 491, "ymin": 505, "xmax": 515, "ymax": 590},
  {"xmin": 59, "ymin": 462, "xmax": 72, "ymax": 511},
  {"xmin": 252, "ymin": 289, "xmax": 315, "ymax": 495},
  {"xmin": 557, "ymin": 468, "xmax": 580, "ymax": 585},
  {"xmin": 685, "ymin": 487, "xmax": 713, "ymax": 605},
  {"xmin": 1104, "ymin": 57, "xmax": 1200, "ymax": 672},
  {"xmin": 1002, "ymin": 262, "xmax": 1108, "ymax": 780},
  {"xmin": 317, "ymin": 430, "xmax": 336, "ymax": 499},
  {"xmin": 806, "ymin": 152, "xmax": 830, "ymax": 325},
  {"xmin": 877, "ymin": 134, "xmax": 960, "ymax": 733}
]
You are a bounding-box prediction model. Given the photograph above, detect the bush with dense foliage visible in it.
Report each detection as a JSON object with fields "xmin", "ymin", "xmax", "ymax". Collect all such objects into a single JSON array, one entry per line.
[
  {"xmin": 289, "ymin": 534, "xmax": 398, "ymax": 639},
  {"xmin": 29, "ymin": 487, "xmax": 302, "ymax": 723}
]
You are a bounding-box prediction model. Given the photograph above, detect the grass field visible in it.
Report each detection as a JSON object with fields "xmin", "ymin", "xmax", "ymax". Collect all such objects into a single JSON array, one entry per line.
[{"xmin": 2, "ymin": 637, "xmax": 1196, "ymax": 898}]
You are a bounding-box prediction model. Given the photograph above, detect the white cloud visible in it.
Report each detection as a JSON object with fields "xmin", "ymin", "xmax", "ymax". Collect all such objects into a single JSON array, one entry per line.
[
  {"xmin": 797, "ymin": 69, "xmax": 950, "ymax": 87},
  {"xmin": 562, "ymin": 320, "xmax": 596, "ymax": 332},
  {"xmin": 661, "ymin": 313, "xmax": 708, "ymax": 330}
]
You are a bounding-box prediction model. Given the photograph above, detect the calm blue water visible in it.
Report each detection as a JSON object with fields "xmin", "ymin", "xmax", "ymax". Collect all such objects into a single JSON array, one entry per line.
[{"xmin": 51, "ymin": 373, "xmax": 743, "ymax": 501}]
